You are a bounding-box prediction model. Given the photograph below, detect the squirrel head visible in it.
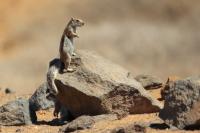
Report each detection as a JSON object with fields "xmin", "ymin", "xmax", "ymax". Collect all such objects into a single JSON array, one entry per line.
[{"xmin": 70, "ymin": 17, "xmax": 85, "ymax": 27}]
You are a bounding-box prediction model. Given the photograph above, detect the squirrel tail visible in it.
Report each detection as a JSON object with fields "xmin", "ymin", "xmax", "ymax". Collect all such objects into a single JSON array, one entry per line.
[{"xmin": 47, "ymin": 59, "xmax": 61, "ymax": 95}]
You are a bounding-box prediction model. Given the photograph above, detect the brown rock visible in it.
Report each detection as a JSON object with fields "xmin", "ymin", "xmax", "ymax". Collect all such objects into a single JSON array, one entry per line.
[{"xmin": 54, "ymin": 50, "xmax": 162, "ymax": 118}]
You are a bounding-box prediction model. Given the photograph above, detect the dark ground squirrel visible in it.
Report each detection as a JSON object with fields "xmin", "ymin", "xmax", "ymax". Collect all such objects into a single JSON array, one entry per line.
[{"xmin": 59, "ymin": 18, "xmax": 84, "ymax": 72}]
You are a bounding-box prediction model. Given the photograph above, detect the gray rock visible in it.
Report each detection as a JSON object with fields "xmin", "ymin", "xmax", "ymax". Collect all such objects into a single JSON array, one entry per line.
[
  {"xmin": 159, "ymin": 77, "xmax": 200, "ymax": 129},
  {"xmin": 135, "ymin": 74, "xmax": 163, "ymax": 90},
  {"xmin": 29, "ymin": 83, "xmax": 54, "ymax": 111},
  {"xmin": 59, "ymin": 114, "xmax": 117, "ymax": 133},
  {"xmin": 54, "ymin": 50, "xmax": 162, "ymax": 118},
  {"xmin": 0, "ymin": 98, "xmax": 36, "ymax": 126},
  {"xmin": 104, "ymin": 123, "xmax": 147, "ymax": 133}
]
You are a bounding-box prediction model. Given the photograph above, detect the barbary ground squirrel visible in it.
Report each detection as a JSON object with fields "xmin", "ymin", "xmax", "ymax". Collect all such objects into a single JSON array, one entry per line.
[
  {"xmin": 47, "ymin": 18, "xmax": 84, "ymax": 95},
  {"xmin": 46, "ymin": 18, "xmax": 84, "ymax": 118},
  {"xmin": 59, "ymin": 18, "xmax": 84, "ymax": 72}
]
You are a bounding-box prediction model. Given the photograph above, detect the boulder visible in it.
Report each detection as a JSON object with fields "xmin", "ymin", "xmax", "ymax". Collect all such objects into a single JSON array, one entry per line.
[
  {"xmin": 159, "ymin": 77, "xmax": 200, "ymax": 129},
  {"xmin": 59, "ymin": 114, "xmax": 117, "ymax": 133},
  {"xmin": 0, "ymin": 98, "xmax": 36, "ymax": 126},
  {"xmin": 29, "ymin": 83, "xmax": 54, "ymax": 111},
  {"xmin": 54, "ymin": 50, "xmax": 162, "ymax": 118},
  {"xmin": 135, "ymin": 74, "xmax": 163, "ymax": 90}
]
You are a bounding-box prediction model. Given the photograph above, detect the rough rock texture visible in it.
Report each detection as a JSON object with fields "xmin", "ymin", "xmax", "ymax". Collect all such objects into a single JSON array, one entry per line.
[
  {"xmin": 160, "ymin": 76, "xmax": 180, "ymax": 100},
  {"xmin": 59, "ymin": 114, "xmax": 117, "ymax": 133},
  {"xmin": 135, "ymin": 74, "xmax": 163, "ymax": 90},
  {"xmin": 54, "ymin": 50, "xmax": 162, "ymax": 118},
  {"xmin": 159, "ymin": 77, "xmax": 200, "ymax": 129},
  {"xmin": 104, "ymin": 123, "xmax": 147, "ymax": 133},
  {"xmin": 29, "ymin": 83, "xmax": 54, "ymax": 111},
  {"xmin": 0, "ymin": 98, "xmax": 36, "ymax": 126}
]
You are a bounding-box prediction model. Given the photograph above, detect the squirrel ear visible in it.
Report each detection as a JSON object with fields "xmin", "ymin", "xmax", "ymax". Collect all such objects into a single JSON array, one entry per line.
[{"xmin": 71, "ymin": 17, "xmax": 74, "ymax": 21}]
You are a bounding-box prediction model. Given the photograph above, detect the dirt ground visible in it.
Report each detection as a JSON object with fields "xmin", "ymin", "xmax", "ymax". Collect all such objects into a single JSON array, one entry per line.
[
  {"xmin": 0, "ymin": 1, "xmax": 200, "ymax": 133},
  {"xmin": 0, "ymin": 88, "xmax": 199, "ymax": 133}
]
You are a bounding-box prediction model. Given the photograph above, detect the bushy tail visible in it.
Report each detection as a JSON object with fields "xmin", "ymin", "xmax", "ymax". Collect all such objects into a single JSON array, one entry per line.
[{"xmin": 46, "ymin": 59, "xmax": 62, "ymax": 95}]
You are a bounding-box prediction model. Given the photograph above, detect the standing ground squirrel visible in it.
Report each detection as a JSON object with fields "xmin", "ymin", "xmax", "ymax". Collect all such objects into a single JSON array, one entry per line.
[
  {"xmin": 59, "ymin": 18, "xmax": 84, "ymax": 72},
  {"xmin": 46, "ymin": 18, "xmax": 84, "ymax": 118}
]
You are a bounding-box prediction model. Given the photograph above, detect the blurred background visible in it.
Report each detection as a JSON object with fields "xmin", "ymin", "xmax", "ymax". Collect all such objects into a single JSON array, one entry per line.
[{"xmin": 0, "ymin": 0, "xmax": 200, "ymax": 94}]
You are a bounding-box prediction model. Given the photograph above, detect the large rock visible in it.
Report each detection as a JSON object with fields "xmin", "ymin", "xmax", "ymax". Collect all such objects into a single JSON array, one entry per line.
[
  {"xmin": 159, "ymin": 77, "xmax": 200, "ymax": 129},
  {"xmin": 54, "ymin": 50, "xmax": 162, "ymax": 118},
  {"xmin": 0, "ymin": 98, "xmax": 36, "ymax": 126},
  {"xmin": 29, "ymin": 83, "xmax": 54, "ymax": 111},
  {"xmin": 59, "ymin": 114, "xmax": 117, "ymax": 133},
  {"xmin": 135, "ymin": 74, "xmax": 163, "ymax": 90}
]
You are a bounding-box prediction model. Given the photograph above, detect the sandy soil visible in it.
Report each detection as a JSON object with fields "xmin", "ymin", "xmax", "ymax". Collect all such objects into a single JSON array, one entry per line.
[
  {"xmin": 0, "ymin": 1, "xmax": 200, "ymax": 133},
  {"xmin": 0, "ymin": 0, "xmax": 200, "ymax": 95},
  {"xmin": 0, "ymin": 88, "xmax": 199, "ymax": 133}
]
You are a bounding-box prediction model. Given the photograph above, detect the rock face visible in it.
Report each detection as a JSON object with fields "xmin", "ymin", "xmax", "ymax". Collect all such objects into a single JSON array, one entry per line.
[
  {"xmin": 29, "ymin": 83, "xmax": 54, "ymax": 111},
  {"xmin": 135, "ymin": 74, "xmax": 163, "ymax": 90},
  {"xmin": 59, "ymin": 114, "xmax": 117, "ymax": 133},
  {"xmin": 0, "ymin": 98, "xmax": 36, "ymax": 126},
  {"xmin": 54, "ymin": 50, "xmax": 162, "ymax": 118},
  {"xmin": 159, "ymin": 77, "xmax": 200, "ymax": 129}
]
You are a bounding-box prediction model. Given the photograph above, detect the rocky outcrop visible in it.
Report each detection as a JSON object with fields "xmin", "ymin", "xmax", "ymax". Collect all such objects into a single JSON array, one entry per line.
[
  {"xmin": 159, "ymin": 77, "xmax": 200, "ymax": 129},
  {"xmin": 59, "ymin": 114, "xmax": 117, "ymax": 133},
  {"xmin": 29, "ymin": 83, "xmax": 54, "ymax": 111},
  {"xmin": 54, "ymin": 50, "xmax": 162, "ymax": 118},
  {"xmin": 135, "ymin": 74, "xmax": 163, "ymax": 90},
  {"xmin": 0, "ymin": 98, "xmax": 36, "ymax": 126}
]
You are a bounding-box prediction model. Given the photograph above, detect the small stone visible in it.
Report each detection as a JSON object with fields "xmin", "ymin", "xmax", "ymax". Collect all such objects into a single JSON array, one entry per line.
[
  {"xmin": 16, "ymin": 129, "xmax": 23, "ymax": 132},
  {"xmin": 135, "ymin": 74, "xmax": 163, "ymax": 90},
  {"xmin": 5, "ymin": 88, "xmax": 15, "ymax": 94},
  {"xmin": 106, "ymin": 123, "xmax": 147, "ymax": 133},
  {"xmin": 59, "ymin": 114, "xmax": 117, "ymax": 132}
]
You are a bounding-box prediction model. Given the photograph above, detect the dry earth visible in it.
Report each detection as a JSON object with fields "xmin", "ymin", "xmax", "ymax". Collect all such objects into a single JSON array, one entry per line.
[
  {"xmin": 0, "ymin": 0, "xmax": 200, "ymax": 94},
  {"xmin": 0, "ymin": 0, "xmax": 200, "ymax": 133},
  {"xmin": 0, "ymin": 88, "xmax": 199, "ymax": 133}
]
